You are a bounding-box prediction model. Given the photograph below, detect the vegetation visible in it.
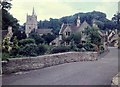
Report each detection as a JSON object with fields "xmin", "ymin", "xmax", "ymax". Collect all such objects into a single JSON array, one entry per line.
[
  {"xmin": 38, "ymin": 11, "xmax": 117, "ymax": 35},
  {"xmin": 29, "ymin": 32, "xmax": 44, "ymax": 45},
  {"xmin": 50, "ymin": 46, "xmax": 71, "ymax": 54},
  {"xmin": 2, "ymin": 0, "xmax": 19, "ymax": 31},
  {"xmin": 1, "ymin": 26, "xmax": 104, "ymax": 60},
  {"xmin": 2, "ymin": 0, "xmax": 115, "ymax": 60}
]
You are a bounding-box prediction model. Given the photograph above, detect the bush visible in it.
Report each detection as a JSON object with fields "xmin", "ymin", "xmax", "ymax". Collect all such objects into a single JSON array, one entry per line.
[
  {"xmin": 70, "ymin": 42, "xmax": 79, "ymax": 51},
  {"xmin": 76, "ymin": 43, "xmax": 83, "ymax": 49},
  {"xmin": 10, "ymin": 47, "xmax": 20, "ymax": 57},
  {"xmin": 19, "ymin": 44, "xmax": 38, "ymax": 56},
  {"xmin": 84, "ymin": 43, "xmax": 96, "ymax": 51},
  {"xmin": 99, "ymin": 45, "xmax": 105, "ymax": 53},
  {"xmin": 50, "ymin": 46, "xmax": 70, "ymax": 54},
  {"xmin": 37, "ymin": 44, "xmax": 47, "ymax": 55},
  {"xmin": 2, "ymin": 52, "xmax": 10, "ymax": 60},
  {"xmin": 29, "ymin": 32, "xmax": 44, "ymax": 45},
  {"xmin": 19, "ymin": 38, "xmax": 35, "ymax": 47}
]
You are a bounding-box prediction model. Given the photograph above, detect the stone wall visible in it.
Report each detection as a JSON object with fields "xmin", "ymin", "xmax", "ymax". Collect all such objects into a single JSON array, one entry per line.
[
  {"xmin": 2, "ymin": 52, "xmax": 98, "ymax": 74},
  {"xmin": 111, "ymin": 73, "xmax": 119, "ymax": 86}
]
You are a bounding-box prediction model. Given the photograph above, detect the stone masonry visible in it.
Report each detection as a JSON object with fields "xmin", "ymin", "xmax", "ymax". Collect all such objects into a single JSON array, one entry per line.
[{"xmin": 2, "ymin": 52, "xmax": 98, "ymax": 74}]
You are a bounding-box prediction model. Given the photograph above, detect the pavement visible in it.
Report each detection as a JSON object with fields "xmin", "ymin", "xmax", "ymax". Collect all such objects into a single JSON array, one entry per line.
[{"xmin": 2, "ymin": 47, "xmax": 118, "ymax": 85}]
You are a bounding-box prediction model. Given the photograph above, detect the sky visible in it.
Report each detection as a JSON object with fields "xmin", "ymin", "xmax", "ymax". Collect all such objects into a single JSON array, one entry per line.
[{"xmin": 8, "ymin": 0, "xmax": 119, "ymax": 25}]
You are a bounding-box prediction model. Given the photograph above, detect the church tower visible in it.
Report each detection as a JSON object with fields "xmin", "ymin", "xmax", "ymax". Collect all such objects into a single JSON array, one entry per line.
[
  {"xmin": 25, "ymin": 7, "xmax": 38, "ymax": 37},
  {"xmin": 76, "ymin": 16, "xmax": 81, "ymax": 27}
]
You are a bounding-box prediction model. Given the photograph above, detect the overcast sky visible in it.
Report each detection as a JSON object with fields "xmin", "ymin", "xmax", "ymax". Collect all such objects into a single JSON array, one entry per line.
[{"xmin": 9, "ymin": 0, "xmax": 119, "ymax": 25}]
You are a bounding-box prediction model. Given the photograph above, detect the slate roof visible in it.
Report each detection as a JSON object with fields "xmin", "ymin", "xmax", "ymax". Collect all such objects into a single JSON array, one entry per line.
[
  {"xmin": 77, "ymin": 20, "xmax": 91, "ymax": 32},
  {"xmin": 59, "ymin": 20, "xmax": 91, "ymax": 34},
  {"xmin": 36, "ymin": 29, "xmax": 53, "ymax": 35}
]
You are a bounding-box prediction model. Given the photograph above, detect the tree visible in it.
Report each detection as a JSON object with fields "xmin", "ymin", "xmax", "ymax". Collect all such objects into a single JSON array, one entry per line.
[
  {"xmin": 42, "ymin": 33, "xmax": 56, "ymax": 44},
  {"xmin": 2, "ymin": 37, "xmax": 10, "ymax": 53},
  {"xmin": 11, "ymin": 31, "xmax": 27, "ymax": 41},
  {"xmin": 37, "ymin": 11, "xmax": 114, "ymax": 32},
  {"xmin": 85, "ymin": 27, "xmax": 102, "ymax": 47},
  {"xmin": 112, "ymin": 12, "xmax": 120, "ymax": 30},
  {"xmin": 2, "ymin": 0, "xmax": 19, "ymax": 31},
  {"xmin": 72, "ymin": 32, "xmax": 82, "ymax": 45},
  {"xmin": 10, "ymin": 36, "xmax": 19, "ymax": 56},
  {"xmin": 29, "ymin": 32, "xmax": 44, "ymax": 45}
]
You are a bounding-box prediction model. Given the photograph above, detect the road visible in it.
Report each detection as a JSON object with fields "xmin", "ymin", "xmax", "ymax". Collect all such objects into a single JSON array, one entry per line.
[{"xmin": 2, "ymin": 47, "xmax": 118, "ymax": 85}]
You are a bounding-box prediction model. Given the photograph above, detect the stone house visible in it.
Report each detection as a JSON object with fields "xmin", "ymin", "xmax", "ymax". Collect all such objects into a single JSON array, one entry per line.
[
  {"xmin": 50, "ymin": 16, "xmax": 105, "ymax": 47},
  {"xmin": 105, "ymin": 29, "xmax": 118, "ymax": 47}
]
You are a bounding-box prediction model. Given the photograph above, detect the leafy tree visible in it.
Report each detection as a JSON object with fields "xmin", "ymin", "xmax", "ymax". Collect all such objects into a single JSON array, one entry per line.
[
  {"xmin": 11, "ymin": 31, "xmax": 27, "ymax": 41},
  {"xmin": 72, "ymin": 32, "xmax": 82, "ymax": 45},
  {"xmin": 112, "ymin": 12, "xmax": 120, "ymax": 30},
  {"xmin": 2, "ymin": 37, "xmax": 10, "ymax": 53},
  {"xmin": 37, "ymin": 11, "xmax": 116, "ymax": 31},
  {"xmin": 42, "ymin": 33, "xmax": 56, "ymax": 44},
  {"xmin": 10, "ymin": 36, "xmax": 19, "ymax": 56},
  {"xmin": 85, "ymin": 27, "xmax": 102, "ymax": 47},
  {"xmin": 29, "ymin": 32, "xmax": 44, "ymax": 45},
  {"xmin": 2, "ymin": 0, "xmax": 19, "ymax": 31}
]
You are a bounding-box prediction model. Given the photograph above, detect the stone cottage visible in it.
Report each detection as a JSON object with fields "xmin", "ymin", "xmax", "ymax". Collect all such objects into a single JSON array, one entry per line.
[{"xmin": 50, "ymin": 16, "xmax": 105, "ymax": 46}]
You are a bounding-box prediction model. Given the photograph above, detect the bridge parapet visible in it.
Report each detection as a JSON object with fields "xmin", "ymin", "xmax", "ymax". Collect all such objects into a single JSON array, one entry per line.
[{"xmin": 2, "ymin": 52, "xmax": 98, "ymax": 74}]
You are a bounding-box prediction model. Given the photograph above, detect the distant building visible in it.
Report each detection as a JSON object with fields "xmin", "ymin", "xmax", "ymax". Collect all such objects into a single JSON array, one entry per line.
[
  {"xmin": 25, "ymin": 8, "xmax": 53, "ymax": 37},
  {"xmin": 25, "ymin": 8, "xmax": 37, "ymax": 37},
  {"xmin": 36, "ymin": 29, "xmax": 53, "ymax": 36},
  {"xmin": 106, "ymin": 29, "xmax": 118, "ymax": 47},
  {"xmin": 50, "ymin": 16, "xmax": 105, "ymax": 46}
]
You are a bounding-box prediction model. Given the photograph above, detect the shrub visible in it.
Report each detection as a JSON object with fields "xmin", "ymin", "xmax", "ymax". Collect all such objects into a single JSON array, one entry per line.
[
  {"xmin": 99, "ymin": 45, "xmax": 105, "ymax": 53},
  {"xmin": 29, "ymin": 32, "xmax": 44, "ymax": 45},
  {"xmin": 37, "ymin": 44, "xmax": 47, "ymax": 55},
  {"xmin": 10, "ymin": 47, "xmax": 20, "ymax": 57},
  {"xmin": 19, "ymin": 44, "xmax": 38, "ymax": 56},
  {"xmin": 19, "ymin": 38, "xmax": 35, "ymax": 47},
  {"xmin": 84, "ymin": 43, "xmax": 96, "ymax": 51},
  {"xmin": 76, "ymin": 43, "xmax": 83, "ymax": 49},
  {"xmin": 70, "ymin": 42, "xmax": 79, "ymax": 51},
  {"xmin": 50, "ymin": 46, "xmax": 70, "ymax": 54},
  {"xmin": 2, "ymin": 52, "xmax": 10, "ymax": 60}
]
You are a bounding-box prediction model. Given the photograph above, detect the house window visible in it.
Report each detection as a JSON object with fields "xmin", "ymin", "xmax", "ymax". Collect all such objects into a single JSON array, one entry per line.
[
  {"xmin": 68, "ymin": 32, "xmax": 70, "ymax": 36},
  {"xmin": 66, "ymin": 32, "xmax": 71, "ymax": 36}
]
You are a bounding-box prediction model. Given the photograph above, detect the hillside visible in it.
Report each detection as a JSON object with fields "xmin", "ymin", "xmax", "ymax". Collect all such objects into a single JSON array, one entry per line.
[{"xmin": 38, "ymin": 11, "xmax": 117, "ymax": 32}]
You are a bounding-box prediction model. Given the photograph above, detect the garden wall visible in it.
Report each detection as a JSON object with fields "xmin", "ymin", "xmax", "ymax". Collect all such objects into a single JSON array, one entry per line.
[{"xmin": 2, "ymin": 52, "xmax": 98, "ymax": 74}]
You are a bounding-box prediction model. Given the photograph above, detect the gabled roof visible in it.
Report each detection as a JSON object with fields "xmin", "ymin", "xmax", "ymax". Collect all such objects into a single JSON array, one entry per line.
[
  {"xmin": 59, "ymin": 23, "xmax": 81, "ymax": 34},
  {"xmin": 36, "ymin": 29, "xmax": 53, "ymax": 35},
  {"xmin": 77, "ymin": 20, "xmax": 91, "ymax": 32}
]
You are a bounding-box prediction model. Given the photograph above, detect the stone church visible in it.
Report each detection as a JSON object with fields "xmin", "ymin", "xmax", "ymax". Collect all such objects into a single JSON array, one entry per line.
[
  {"xmin": 25, "ymin": 8, "xmax": 37, "ymax": 37},
  {"xmin": 25, "ymin": 8, "xmax": 53, "ymax": 37}
]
